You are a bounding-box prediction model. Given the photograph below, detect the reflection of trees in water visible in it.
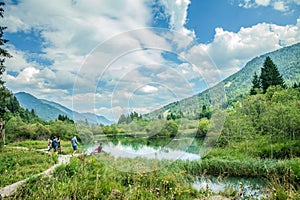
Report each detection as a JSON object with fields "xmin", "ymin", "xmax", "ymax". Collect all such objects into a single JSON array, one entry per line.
[{"xmin": 102, "ymin": 136, "xmax": 204, "ymax": 154}]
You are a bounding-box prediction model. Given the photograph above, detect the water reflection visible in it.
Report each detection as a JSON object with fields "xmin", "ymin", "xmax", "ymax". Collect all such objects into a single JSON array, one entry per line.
[
  {"xmin": 86, "ymin": 137, "xmax": 202, "ymax": 161},
  {"xmin": 193, "ymin": 177, "xmax": 267, "ymax": 199}
]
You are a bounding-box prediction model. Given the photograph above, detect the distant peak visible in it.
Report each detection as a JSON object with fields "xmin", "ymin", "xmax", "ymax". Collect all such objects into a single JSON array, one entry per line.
[{"xmin": 15, "ymin": 91, "xmax": 36, "ymax": 98}]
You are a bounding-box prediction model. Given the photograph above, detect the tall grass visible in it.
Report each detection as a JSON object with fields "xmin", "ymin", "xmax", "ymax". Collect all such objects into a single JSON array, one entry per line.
[
  {"xmin": 0, "ymin": 147, "xmax": 55, "ymax": 187},
  {"xmin": 8, "ymin": 155, "xmax": 202, "ymax": 199},
  {"xmin": 4, "ymin": 151, "xmax": 300, "ymax": 199},
  {"xmin": 174, "ymin": 157, "xmax": 300, "ymax": 181},
  {"xmin": 7, "ymin": 139, "xmax": 81, "ymax": 155}
]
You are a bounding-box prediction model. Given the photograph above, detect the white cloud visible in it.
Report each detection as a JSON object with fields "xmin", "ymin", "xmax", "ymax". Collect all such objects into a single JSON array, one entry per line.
[
  {"xmin": 239, "ymin": 0, "xmax": 298, "ymax": 12},
  {"xmin": 255, "ymin": 0, "xmax": 271, "ymax": 6},
  {"xmin": 3, "ymin": 0, "xmax": 156, "ymax": 112},
  {"xmin": 140, "ymin": 85, "xmax": 159, "ymax": 93},
  {"xmin": 183, "ymin": 19, "xmax": 300, "ymax": 80},
  {"xmin": 158, "ymin": 0, "xmax": 195, "ymax": 38},
  {"xmin": 293, "ymin": 0, "xmax": 300, "ymax": 5},
  {"xmin": 3, "ymin": 0, "xmax": 300, "ymax": 120},
  {"xmin": 273, "ymin": 1, "xmax": 288, "ymax": 11}
]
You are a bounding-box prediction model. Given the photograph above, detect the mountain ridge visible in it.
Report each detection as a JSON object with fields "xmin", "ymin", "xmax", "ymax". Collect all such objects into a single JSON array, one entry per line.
[
  {"xmin": 14, "ymin": 92, "xmax": 113, "ymax": 125},
  {"xmin": 146, "ymin": 42, "xmax": 300, "ymax": 119}
]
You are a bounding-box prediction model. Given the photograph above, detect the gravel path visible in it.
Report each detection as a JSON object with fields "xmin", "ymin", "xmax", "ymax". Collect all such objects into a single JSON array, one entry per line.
[{"xmin": 0, "ymin": 152, "xmax": 73, "ymax": 198}]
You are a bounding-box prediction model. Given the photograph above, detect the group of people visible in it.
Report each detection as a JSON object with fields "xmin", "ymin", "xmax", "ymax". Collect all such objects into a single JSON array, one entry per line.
[
  {"xmin": 47, "ymin": 136, "xmax": 61, "ymax": 153},
  {"xmin": 47, "ymin": 135, "xmax": 105, "ymax": 156},
  {"xmin": 47, "ymin": 135, "xmax": 78, "ymax": 156}
]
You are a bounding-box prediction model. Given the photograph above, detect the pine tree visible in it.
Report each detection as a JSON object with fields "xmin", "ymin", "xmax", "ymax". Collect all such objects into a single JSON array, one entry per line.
[
  {"xmin": 259, "ymin": 56, "xmax": 285, "ymax": 93},
  {"xmin": 0, "ymin": 2, "xmax": 11, "ymax": 146},
  {"xmin": 250, "ymin": 72, "xmax": 261, "ymax": 95},
  {"xmin": 0, "ymin": 2, "xmax": 11, "ymax": 117}
]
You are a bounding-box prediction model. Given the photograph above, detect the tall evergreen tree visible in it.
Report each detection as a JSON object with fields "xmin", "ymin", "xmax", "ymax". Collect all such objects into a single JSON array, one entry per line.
[
  {"xmin": 0, "ymin": 2, "xmax": 11, "ymax": 117},
  {"xmin": 250, "ymin": 72, "xmax": 261, "ymax": 95},
  {"xmin": 0, "ymin": 2, "xmax": 11, "ymax": 145},
  {"xmin": 259, "ymin": 56, "xmax": 284, "ymax": 93}
]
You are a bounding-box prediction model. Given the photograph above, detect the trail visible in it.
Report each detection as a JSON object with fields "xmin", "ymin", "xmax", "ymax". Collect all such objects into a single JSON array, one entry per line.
[{"xmin": 0, "ymin": 149, "xmax": 75, "ymax": 198}]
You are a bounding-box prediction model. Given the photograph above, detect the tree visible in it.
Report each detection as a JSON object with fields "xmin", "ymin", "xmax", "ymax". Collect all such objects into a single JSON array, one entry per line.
[
  {"xmin": 250, "ymin": 72, "xmax": 261, "ymax": 95},
  {"xmin": 0, "ymin": 2, "xmax": 11, "ymax": 146},
  {"xmin": 118, "ymin": 114, "xmax": 127, "ymax": 124},
  {"xmin": 259, "ymin": 56, "xmax": 285, "ymax": 93},
  {"xmin": 196, "ymin": 117, "xmax": 210, "ymax": 138}
]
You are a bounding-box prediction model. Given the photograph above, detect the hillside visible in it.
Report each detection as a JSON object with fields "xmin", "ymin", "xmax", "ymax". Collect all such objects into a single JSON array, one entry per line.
[
  {"xmin": 14, "ymin": 92, "xmax": 113, "ymax": 125},
  {"xmin": 146, "ymin": 42, "xmax": 300, "ymax": 119}
]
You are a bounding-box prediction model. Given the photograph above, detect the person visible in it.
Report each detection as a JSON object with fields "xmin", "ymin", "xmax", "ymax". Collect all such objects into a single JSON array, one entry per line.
[
  {"xmin": 71, "ymin": 136, "xmax": 78, "ymax": 156},
  {"xmin": 57, "ymin": 137, "xmax": 62, "ymax": 154},
  {"xmin": 51, "ymin": 136, "xmax": 58, "ymax": 152},
  {"xmin": 92, "ymin": 143, "xmax": 106, "ymax": 155},
  {"xmin": 98, "ymin": 143, "xmax": 103, "ymax": 153},
  {"xmin": 47, "ymin": 138, "xmax": 52, "ymax": 152},
  {"xmin": 93, "ymin": 143, "xmax": 103, "ymax": 154}
]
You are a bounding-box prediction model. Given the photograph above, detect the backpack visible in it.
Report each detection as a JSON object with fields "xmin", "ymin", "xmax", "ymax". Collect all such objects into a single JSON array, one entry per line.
[{"xmin": 52, "ymin": 139, "xmax": 58, "ymax": 148}]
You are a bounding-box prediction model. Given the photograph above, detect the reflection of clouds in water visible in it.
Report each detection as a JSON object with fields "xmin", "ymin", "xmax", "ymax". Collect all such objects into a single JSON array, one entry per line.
[
  {"xmin": 193, "ymin": 177, "xmax": 266, "ymax": 199},
  {"xmin": 86, "ymin": 142, "xmax": 200, "ymax": 161}
]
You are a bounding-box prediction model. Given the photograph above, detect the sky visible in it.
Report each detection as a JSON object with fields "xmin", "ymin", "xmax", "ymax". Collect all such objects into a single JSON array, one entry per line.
[{"xmin": 2, "ymin": 0, "xmax": 300, "ymax": 122}]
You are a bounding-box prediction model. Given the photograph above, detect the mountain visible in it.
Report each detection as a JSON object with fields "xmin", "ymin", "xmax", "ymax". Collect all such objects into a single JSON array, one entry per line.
[
  {"xmin": 146, "ymin": 42, "xmax": 300, "ymax": 119},
  {"xmin": 14, "ymin": 92, "xmax": 113, "ymax": 125}
]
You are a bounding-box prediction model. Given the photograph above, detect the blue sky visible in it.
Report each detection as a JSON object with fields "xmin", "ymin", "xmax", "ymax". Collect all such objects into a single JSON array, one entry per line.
[
  {"xmin": 187, "ymin": 0, "xmax": 300, "ymax": 43},
  {"xmin": 2, "ymin": 0, "xmax": 300, "ymax": 121}
]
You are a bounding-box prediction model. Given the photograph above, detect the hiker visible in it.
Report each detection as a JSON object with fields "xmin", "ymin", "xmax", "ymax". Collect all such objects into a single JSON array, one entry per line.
[
  {"xmin": 71, "ymin": 136, "xmax": 78, "ymax": 156},
  {"xmin": 57, "ymin": 137, "xmax": 62, "ymax": 154},
  {"xmin": 93, "ymin": 143, "xmax": 103, "ymax": 154},
  {"xmin": 52, "ymin": 136, "xmax": 58, "ymax": 152},
  {"xmin": 47, "ymin": 138, "xmax": 52, "ymax": 152},
  {"xmin": 92, "ymin": 143, "xmax": 107, "ymax": 155}
]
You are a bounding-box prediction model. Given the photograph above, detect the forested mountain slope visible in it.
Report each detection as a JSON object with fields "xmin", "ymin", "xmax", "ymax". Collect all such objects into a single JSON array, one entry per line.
[{"xmin": 146, "ymin": 42, "xmax": 300, "ymax": 119}]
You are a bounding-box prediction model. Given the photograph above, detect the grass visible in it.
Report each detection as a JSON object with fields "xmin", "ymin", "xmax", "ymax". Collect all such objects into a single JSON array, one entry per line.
[
  {"xmin": 7, "ymin": 155, "xmax": 202, "ymax": 200},
  {"xmin": 7, "ymin": 139, "xmax": 82, "ymax": 155},
  {"xmin": 8, "ymin": 153, "xmax": 299, "ymax": 199},
  {"xmin": 7, "ymin": 140, "xmax": 48, "ymax": 149},
  {"xmin": 2, "ymin": 139, "xmax": 300, "ymax": 199},
  {"xmin": 0, "ymin": 147, "xmax": 55, "ymax": 188}
]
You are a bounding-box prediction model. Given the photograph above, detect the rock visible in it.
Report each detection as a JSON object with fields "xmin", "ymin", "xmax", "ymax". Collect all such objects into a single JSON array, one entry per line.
[{"xmin": 110, "ymin": 189, "xmax": 122, "ymax": 199}]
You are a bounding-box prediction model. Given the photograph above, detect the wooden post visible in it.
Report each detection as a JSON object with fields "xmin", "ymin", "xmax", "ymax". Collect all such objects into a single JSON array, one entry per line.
[{"xmin": 0, "ymin": 118, "xmax": 4, "ymax": 145}]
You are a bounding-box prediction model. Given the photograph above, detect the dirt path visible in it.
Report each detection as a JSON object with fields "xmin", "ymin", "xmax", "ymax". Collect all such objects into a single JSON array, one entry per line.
[{"xmin": 0, "ymin": 152, "xmax": 73, "ymax": 198}]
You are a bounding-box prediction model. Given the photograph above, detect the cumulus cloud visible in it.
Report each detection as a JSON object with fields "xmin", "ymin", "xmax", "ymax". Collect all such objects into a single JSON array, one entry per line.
[
  {"xmin": 238, "ymin": 0, "xmax": 298, "ymax": 12},
  {"xmin": 183, "ymin": 19, "xmax": 300, "ymax": 79},
  {"xmin": 4, "ymin": 0, "xmax": 154, "ymax": 110},
  {"xmin": 255, "ymin": 0, "xmax": 271, "ymax": 6},
  {"xmin": 3, "ymin": 0, "xmax": 300, "ymax": 120},
  {"xmin": 140, "ymin": 85, "xmax": 159, "ymax": 94},
  {"xmin": 273, "ymin": 1, "xmax": 288, "ymax": 11},
  {"xmin": 158, "ymin": 0, "xmax": 195, "ymax": 38}
]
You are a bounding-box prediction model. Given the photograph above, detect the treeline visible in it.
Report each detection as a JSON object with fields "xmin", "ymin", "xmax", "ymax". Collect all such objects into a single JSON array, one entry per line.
[
  {"xmin": 218, "ymin": 86, "xmax": 300, "ymax": 158},
  {"xmin": 5, "ymin": 113, "xmax": 77, "ymax": 142},
  {"xmin": 3, "ymin": 56, "xmax": 300, "ymax": 146},
  {"xmin": 216, "ymin": 56, "xmax": 300, "ymax": 158}
]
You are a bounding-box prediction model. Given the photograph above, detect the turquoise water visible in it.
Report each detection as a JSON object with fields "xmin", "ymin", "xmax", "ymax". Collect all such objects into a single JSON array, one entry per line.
[
  {"xmin": 85, "ymin": 137, "xmax": 267, "ymax": 198},
  {"xmin": 85, "ymin": 138, "xmax": 201, "ymax": 161},
  {"xmin": 193, "ymin": 176, "xmax": 267, "ymax": 199}
]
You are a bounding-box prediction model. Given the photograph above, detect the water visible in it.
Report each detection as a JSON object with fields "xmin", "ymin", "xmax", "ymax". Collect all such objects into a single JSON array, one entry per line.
[
  {"xmin": 85, "ymin": 139, "xmax": 201, "ymax": 161},
  {"xmin": 85, "ymin": 137, "xmax": 267, "ymax": 198},
  {"xmin": 193, "ymin": 177, "xmax": 267, "ymax": 199}
]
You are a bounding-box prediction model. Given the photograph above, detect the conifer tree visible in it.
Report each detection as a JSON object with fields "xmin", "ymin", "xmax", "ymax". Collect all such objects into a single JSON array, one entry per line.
[
  {"xmin": 250, "ymin": 72, "xmax": 261, "ymax": 95},
  {"xmin": 0, "ymin": 2, "xmax": 11, "ymax": 117},
  {"xmin": 0, "ymin": 2, "xmax": 11, "ymax": 145},
  {"xmin": 259, "ymin": 56, "xmax": 285, "ymax": 93}
]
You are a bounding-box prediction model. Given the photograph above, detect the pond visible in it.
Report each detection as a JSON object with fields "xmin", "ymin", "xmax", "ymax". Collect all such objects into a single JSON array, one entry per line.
[
  {"xmin": 84, "ymin": 137, "xmax": 267, "ymax": 198},
  {"xmin": 193, "ymin": 176, "xmax": 268, "ymax": 199},
  {"xmin": 85, "ymin": 137, "xmax": 202, "ymax": 161}
]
